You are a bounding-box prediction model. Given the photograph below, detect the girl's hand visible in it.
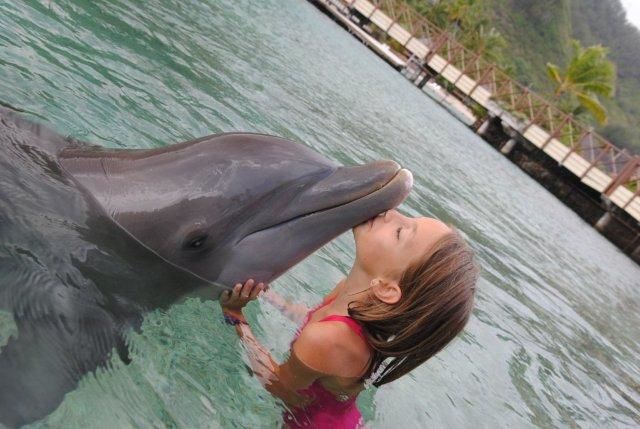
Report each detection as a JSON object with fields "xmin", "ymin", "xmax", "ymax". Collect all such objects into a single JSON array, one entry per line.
[{"xmin": 220, "ymin": 279, "xmax": 265, "ymax": 316}]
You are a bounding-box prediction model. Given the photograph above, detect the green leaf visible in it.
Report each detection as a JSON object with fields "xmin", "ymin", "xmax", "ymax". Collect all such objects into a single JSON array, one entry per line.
[
  {"xmin": 546, "ymin": 63, "xmax": 562, "ymax": 86},
  {"xmin": 576, "ymin": 92, "xmax": 608, "ymax": 125}
]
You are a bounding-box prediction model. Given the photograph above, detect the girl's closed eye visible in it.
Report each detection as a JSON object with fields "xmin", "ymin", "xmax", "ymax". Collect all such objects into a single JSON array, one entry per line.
[{"xmin": 396, "ymin": 227, "xmax": 401, "ymax": 239}]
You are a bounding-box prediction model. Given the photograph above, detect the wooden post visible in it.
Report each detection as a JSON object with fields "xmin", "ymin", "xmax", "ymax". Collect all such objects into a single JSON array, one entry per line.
[
  {"xmin": 501, "ymin": 139, "xmax": 517, "ymax": 155},
  {"xmin": 477, "ymin": 118, "xmax": 491, "ymax": 135},
  {"xmin": 416, "ymin": 71, "xmax": 430, "ymax": 88},
  {"xmin": 622, "ymin": 188, "xmax": 640, "ymax": 210},
  {"xmin": 559, "ymin": 129, "xmax": 590, "ymax": 164},
  {"xmin": 386, "ymin": 3, "xmax": 407, "ymax": 33},
  {"xmin": 509, "ymin": 88, "xmax": 531, "ymax": 118},
  {"xmin": 468, "ymin": 65, "xmax": 494, "ymax": 95},
  {"xmin": 425, "ymin": 33, "xmax": 449, "ymax": 62},
  {"xmin": 521, "ymin": 102, "xmax": 552, "ymax": 135},
  {"xmin": 382, "ymin": 0, "xmax": 396, "ymax": 32},
  {"xmin": 453, "ymin": 51, "xmax": 482, "ymax": 86},
  {"xmin": 540, "ymin": 114, "xmax": 572, "ymax": 150},
  {"xmin": 603, "ymin": 156, "xmax": 640, "ymax": 196},
  {"xmin": 579, "ymin": 145, "xmax": 611, "ymax": 179},
  {"xmin": 595, "ymin": 212, "xmax": 612, "ymax": 232}
]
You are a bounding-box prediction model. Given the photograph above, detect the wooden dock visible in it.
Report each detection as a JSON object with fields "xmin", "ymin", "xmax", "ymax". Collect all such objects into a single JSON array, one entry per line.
[
  {"xmin": 310, "ymin": 0, "xmax": 640, "ymax": 238},
  {"xmin": 314, "ymin": 0, "xmax": 478, "ymax": 124}
]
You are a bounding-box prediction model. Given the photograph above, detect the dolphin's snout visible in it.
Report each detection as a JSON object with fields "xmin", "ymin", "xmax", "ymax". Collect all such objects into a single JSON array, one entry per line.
[
  {"xmin": 396, "ymin": 168, "xmax": 413, "ymax": 190},
  {"xmin": 225, "ymin": 158, "xmax": 413, "ymax": 283},
  {"xmin": 295, "ymin": 159, "xmax": 401, "ymax": 209},
  {"xmin": 245, "ymin": 159, "xmax": 410, "ymax": 240}
]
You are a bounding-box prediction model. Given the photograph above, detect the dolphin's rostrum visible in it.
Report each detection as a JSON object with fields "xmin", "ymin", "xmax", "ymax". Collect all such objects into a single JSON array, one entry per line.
[{"xmin": 0, "ymin": 107, "xmax": 413, "ymax": 426}]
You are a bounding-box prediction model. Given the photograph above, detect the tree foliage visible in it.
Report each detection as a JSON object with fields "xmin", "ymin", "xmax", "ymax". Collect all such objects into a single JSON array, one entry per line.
[
  {"xmin": 401, "ymin": 0, "xmax": 639, "ymax": 152},
  {"xmin": 546, "ymin": 40, "xmax": 616, "ymax": 124},
  {"xmin": 405, "ymin": 0, "xmax": 509, "ymax": 66},
  {"xmin": 484, "ymin": 0, "xmax": 639, "ymax": 152}
]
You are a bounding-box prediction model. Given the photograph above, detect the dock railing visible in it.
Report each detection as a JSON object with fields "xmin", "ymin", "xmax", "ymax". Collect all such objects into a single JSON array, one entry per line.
[{"xmin": 340, "ymin": 0, "xmax": 640, "ymax": 221}]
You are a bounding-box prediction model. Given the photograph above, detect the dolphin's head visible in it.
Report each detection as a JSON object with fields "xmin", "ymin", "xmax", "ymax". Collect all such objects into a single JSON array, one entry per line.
[{"xmin": 61, "ymin": 133, "xmax": 413, "ymax": 297}]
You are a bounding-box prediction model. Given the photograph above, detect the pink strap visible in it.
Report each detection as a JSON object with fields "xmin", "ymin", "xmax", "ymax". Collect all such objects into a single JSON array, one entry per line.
[{"xmin": 318, "ymin": 315, "xmax": 366, "ymax": 341}]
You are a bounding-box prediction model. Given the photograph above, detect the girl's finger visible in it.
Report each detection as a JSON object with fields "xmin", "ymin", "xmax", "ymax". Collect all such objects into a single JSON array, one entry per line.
[
  {"xmin": 240, "ymin": 279, "xmax": 254, "ymax": 298},
  {"xmin": 232, "ymin": 283, "xmax": 242, "ymax": 298},
  {"xmin": 249, "ymin": 282, "xmax": 264, "ymax": 300}
]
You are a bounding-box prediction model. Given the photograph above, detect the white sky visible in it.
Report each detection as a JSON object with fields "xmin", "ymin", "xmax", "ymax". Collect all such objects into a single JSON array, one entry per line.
[{"xmin": 620, "ymin": 0, "xmax": 640, "ymax": 29}]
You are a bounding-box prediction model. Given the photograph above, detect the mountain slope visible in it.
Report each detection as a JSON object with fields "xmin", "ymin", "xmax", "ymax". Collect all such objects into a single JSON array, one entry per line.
[{"xmin": 482, "ymin": 0, "xmax": 640, "ymax": 152}]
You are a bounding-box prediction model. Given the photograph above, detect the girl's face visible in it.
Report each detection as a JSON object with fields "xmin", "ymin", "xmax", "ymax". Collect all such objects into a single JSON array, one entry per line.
[{"xmin": 352, "ymin": 209, "xmax": 451, "ymax": 281}]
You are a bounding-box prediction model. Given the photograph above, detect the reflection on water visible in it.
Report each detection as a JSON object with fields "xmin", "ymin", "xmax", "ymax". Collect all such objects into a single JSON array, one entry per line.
[{"xmin": 0, "ymin": 0, "xmax": 638, "ymax": 427}]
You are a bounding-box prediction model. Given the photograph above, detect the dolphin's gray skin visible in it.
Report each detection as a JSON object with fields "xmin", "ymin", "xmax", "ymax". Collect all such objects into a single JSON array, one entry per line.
[{"xmin": 0, "ymin": 107, "xmax": 412, "ymax": 427}]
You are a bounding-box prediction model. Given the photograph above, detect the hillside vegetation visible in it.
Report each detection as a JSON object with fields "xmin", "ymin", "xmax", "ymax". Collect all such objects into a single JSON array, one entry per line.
[
  {"xmin": 487, "ymin": 0, "xmax": 640, "ymax": 153},
  {"xmin": 409, "ymin": 0, "xmax": 640, "ymax": 153}
]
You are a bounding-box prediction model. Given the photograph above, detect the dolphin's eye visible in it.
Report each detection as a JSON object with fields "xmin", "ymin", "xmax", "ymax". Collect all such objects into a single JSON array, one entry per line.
[{"xmin": 186, "ymin": 235, "xmax": 208, "ymax": 250}]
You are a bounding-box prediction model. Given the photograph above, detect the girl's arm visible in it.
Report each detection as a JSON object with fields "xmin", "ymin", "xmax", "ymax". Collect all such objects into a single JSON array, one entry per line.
[
  {"xmin": 219, "ymin": 280, "xmax": 349, "ymax": 408},
  {"xmin": 219, "ymin": 280, "xmax": 320, "ymax": 408}
]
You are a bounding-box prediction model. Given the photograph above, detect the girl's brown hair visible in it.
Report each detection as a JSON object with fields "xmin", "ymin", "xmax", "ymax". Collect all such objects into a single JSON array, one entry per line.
[{"xmin": 348, "ymin": 228, "xmax": 478, "ymax": 387}]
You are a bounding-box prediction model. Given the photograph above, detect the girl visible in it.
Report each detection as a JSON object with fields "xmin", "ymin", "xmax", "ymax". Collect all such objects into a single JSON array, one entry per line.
[{"xmin": 219, "ymin": 209, "xmax": 478, "ymax": 428}]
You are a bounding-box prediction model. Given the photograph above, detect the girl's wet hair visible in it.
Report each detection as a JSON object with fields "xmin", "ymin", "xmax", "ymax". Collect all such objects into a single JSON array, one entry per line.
[{"xmin": 348, "ymin": 228, "xmax": 479, "ymax": 387}]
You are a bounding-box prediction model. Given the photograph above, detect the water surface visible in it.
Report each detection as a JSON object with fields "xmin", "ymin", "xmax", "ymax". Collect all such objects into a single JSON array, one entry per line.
[{"xmin": 0, "ymin": 0, "xmax": 639, "ymax": 427}]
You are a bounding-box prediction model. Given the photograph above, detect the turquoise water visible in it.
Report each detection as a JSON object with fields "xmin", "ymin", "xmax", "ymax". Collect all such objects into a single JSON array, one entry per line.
[{"xmin": 0, "ymin": 0, "xmax": 639, "ymax": 427}]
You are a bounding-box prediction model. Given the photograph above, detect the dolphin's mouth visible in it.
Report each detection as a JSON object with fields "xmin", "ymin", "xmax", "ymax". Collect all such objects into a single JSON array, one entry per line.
[{"xmin": 242, "ymin": 166, "xmax": 412, "ymax": 240}]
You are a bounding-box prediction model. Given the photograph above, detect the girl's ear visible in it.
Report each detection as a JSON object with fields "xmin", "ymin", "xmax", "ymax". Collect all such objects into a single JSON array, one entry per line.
[{"xmin": 370, "ymin": 278, "xmax": 402, "ymax": 304}]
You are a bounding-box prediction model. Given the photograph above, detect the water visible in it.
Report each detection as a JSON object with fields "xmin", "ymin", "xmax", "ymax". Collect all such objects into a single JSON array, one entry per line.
[{"xmin": 0, "ymin": 0, "xmax": 639, "ymax": 427}]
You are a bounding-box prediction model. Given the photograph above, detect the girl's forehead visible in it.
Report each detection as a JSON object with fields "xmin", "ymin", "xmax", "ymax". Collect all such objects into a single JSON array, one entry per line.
[
  {"xmin": 417, "ymin": 217, "xmax": 450, "ymax": 234},
  {"xmin": 411, "ymin": 218, "xmax": 451, "ymax": 254}
]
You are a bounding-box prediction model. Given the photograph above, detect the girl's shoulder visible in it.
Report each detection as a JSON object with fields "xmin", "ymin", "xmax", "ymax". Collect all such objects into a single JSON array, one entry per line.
[{"xmin": 293, "ymin": 317, "xmax": 370, "ymax": 378}]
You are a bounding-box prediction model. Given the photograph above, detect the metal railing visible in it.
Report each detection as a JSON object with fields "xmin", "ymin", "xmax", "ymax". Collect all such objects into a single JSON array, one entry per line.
[{"xmin": 340, "ymin": 0, "xmax": 640, "ymax": 219}]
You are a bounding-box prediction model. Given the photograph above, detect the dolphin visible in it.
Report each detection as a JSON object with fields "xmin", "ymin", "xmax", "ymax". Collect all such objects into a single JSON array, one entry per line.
[{"xmin": 0, "ymin": 106, "xmax": 413, "ymax": 426}]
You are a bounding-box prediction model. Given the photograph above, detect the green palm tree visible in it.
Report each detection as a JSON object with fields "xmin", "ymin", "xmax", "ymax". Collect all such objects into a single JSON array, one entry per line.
[{"xmin": 546, "ymin": 39, "xmax": 616, "ymax": 125}]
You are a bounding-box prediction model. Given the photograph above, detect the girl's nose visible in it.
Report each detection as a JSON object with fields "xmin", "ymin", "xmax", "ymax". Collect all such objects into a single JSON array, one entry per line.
[{"xmin": 384, "ymin": 209, "xmax": 408, "ymax": 223}]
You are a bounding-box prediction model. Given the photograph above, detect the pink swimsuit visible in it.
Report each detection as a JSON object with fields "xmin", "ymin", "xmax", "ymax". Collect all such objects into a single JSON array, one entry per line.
[{"xmin": 283, "ymin": 296, "xmax": 367, "ymax": 429}]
